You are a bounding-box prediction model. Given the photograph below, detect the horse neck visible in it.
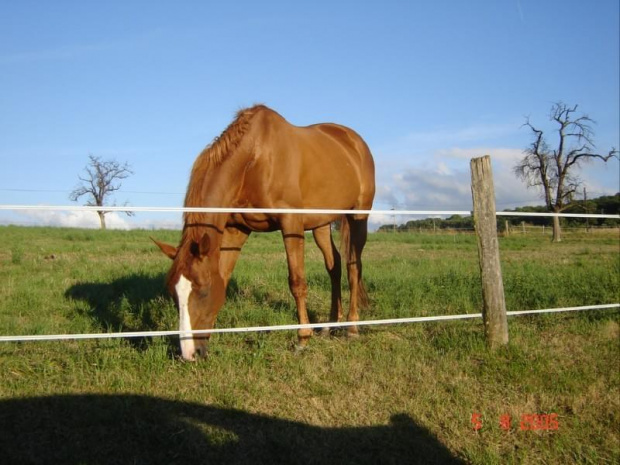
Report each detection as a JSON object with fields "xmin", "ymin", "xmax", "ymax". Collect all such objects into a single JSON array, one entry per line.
[{"xmin": 183, "ymin": 149, "xmax": 252, "ymax": 249}]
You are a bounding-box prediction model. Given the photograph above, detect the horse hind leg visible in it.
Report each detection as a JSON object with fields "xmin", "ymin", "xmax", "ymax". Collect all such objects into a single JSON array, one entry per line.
[
  {"xmin": 281, "ymin": 217, "xmax": 312, "ymax": 347},
  {"xmin": 312, "ymin": 224, "xmax": 342, "ymax": 336},
  {"xmin": 342, "ymin": 215, "xmax": 369, "ymax": 338}
]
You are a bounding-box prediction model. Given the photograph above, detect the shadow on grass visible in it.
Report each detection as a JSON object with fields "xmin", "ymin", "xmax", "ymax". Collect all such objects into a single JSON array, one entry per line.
[
  {"xmin": 65, "ymin": 274, "xmax": 296, "ymax": 331},
  {"xmin": 65, "ymin": 272, "xmax": 360, "ymax": 352},
  {"xmin": 0, "ymin": 394, "xmax": 464, "ymax": 464},
  {"xmin": 65, "ymin": 273, "xmax": 179, "ymax": 353},
  {"xmin": 227, "ymin": 276, "xmax": 296, "ymax": 315},
  {"xmin": 66, "ymin": 273, "xmax": 169, "ymax": 331}
]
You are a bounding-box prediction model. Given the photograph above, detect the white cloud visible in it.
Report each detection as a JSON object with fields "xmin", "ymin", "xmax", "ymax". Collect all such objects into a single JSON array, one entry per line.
[
  {"xmin": 368, "ymin": 212, "xmax": 398, "ymax": 231},
  {"xmin": 375, "ymin": 146, "xmax": 543, "ymax": 214},
  {"xmin": 578, "ymin": 157, "xmax": 620, "ymax": 198},
  {"xmin": 394, "ymin": 166, "xmax": 472, "ymax": 209},
  {"xmin": 372, "ymin": 118, "xmax": 536, "ymax": 214},
  {"xmin": 17, "ymin": 210, "xmax": 132, "ymax": 229},
  {"xmin": 373, "ymin": 184, "xmax": 399, "ymax": 208}
]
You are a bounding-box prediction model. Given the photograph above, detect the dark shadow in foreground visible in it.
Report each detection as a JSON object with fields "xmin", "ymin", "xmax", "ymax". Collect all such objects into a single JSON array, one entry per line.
[{"xmin": 0, "ymin": 394, "xmax": 464, "ymax": 465}]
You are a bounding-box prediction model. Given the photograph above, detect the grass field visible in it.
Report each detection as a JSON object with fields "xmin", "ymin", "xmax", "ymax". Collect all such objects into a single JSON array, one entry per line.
[{"xmin": 0, "ymin": 225, "xmax": 618, "ymax": 464}]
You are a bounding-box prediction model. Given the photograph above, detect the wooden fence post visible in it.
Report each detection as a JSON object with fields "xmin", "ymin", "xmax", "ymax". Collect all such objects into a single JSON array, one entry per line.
[{"xmin": 470, "ymin": 156, "xmax": 509, "ymax": 348}]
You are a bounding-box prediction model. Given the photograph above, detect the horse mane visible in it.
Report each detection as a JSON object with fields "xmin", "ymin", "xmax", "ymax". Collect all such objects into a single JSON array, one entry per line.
[{"xmin": 181, "ymin": 104, "xmax": 268, "ymax": 242}]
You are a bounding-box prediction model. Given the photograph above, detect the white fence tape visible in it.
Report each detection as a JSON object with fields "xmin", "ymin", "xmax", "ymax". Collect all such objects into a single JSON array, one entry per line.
[
  {"xmin": 0, "ymin": 304, "xmax": 617, "ymax": 343},
  {"xmin": 1, "ymin": 204, "xmax": 618, "ymax": 219}
]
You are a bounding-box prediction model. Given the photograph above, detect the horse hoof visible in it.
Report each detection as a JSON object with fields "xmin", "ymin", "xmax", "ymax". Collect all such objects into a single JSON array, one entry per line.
[
  {"xmin": 318, "ymin": 327, "xmax": 332, "ymax": 337},
  {"xmin": 346, "ymin": 331, "xmax": 360, "ymax": 340}
]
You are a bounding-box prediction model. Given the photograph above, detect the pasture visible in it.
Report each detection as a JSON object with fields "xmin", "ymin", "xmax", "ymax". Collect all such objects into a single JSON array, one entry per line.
[{"xmin": 0, "ymin": 225, "xmax": 618, "ymax": 464}]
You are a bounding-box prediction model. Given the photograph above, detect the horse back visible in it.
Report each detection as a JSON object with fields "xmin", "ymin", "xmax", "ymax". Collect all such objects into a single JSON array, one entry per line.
[{"xmin": 247, "ymin": 111, "xmax": 374, "ymax": 208}]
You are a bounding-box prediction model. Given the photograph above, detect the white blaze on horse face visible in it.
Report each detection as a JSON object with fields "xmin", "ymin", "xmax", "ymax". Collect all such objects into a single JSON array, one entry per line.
[{"xmin": 175, "ymin": 275, "xmax": 195, "ymax": 361}]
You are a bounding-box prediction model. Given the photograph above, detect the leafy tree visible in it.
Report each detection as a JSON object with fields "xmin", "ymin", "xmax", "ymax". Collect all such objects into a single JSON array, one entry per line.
[
  {"xmin": 513, "ymin": 102, "xmax": 618, "ymax": 242},
  {"xmin": 69, "ymin": 155, "xmax": 134, "ymax": 229}
]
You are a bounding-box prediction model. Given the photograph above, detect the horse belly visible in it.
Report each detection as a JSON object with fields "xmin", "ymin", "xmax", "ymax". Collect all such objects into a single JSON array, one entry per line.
[
  {"xmin": 228, "ymin": 211, "xmax": 340, "ymax": 232},
  {"xmin": 228, "ymin": 212, "xmax": 278, "ymax": 232}
]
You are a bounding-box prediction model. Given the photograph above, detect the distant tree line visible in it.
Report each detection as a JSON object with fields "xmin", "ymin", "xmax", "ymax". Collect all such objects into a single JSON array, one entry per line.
[
  {"xmin": 378, "ymin": 193, "xmax": 620, "ymax": 233},
  {"xmin": 500, "ymin": 193, "xmax": 619, "ymax": 228},
  {"xmin": 378, "ymin": 214, "xmax": 474, "ymax": 233}
]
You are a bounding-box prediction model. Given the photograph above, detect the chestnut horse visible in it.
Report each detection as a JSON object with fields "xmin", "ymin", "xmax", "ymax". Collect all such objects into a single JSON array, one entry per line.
[{"xmin": 154, "ymin": 105, "xmax": 375, "ymax": 360}]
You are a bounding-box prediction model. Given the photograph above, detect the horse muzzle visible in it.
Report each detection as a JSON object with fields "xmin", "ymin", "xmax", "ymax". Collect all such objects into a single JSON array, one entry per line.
[{"xmin": 180, "ymin": 336, "xmax": 209, "ymax": 361}]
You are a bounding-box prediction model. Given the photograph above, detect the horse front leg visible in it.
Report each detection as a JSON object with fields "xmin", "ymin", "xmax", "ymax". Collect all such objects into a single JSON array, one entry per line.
[
  {"xmin": 219, "ymin": 226, "xmax": 251, "ymax": 289},
  {"xmin": 281, "ymin": 219, "xmax": 311, "ymax": 348}
]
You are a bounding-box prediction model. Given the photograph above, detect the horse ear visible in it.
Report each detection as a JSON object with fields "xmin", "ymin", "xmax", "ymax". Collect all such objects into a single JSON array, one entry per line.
[
  {"xmin": 152, "ymin": 238, "xmax": 178, "ymax": 260},
  {"xmin": 190, "ymin": 233, "xmax": 211, "ymax": 259}
]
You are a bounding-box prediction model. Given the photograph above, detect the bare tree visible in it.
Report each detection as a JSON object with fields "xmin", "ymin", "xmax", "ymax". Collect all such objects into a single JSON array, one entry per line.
[
  {"xmin": 514, "ymin": 102, "xmax": 618, "ymax": 242},
  {"xmin": 70, "ymin": 154, "xmax": 134, "ymax": 229}
]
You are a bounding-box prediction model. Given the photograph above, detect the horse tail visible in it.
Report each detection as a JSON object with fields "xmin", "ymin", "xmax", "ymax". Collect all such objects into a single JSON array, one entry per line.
[{"xmin": 339, "ymin": 216, "xmax": 370, "ymax": 309}]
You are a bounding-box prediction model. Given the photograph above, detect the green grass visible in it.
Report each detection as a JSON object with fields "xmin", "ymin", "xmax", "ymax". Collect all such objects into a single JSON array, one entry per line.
[{"xmin": 0, "ymin": 226, "xmax": 618, "ymax": 464}]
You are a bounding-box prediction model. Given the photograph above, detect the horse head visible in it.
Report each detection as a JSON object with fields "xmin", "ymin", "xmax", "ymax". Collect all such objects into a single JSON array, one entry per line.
[{"xmin": 153, "ymin": 233, "xmax": 225, "ymax": 361}]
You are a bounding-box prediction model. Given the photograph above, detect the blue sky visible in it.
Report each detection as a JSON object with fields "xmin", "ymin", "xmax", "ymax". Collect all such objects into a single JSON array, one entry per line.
[{"xmin": 1, "ymin": 0, "xmax": 618, "ymax": 229}]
